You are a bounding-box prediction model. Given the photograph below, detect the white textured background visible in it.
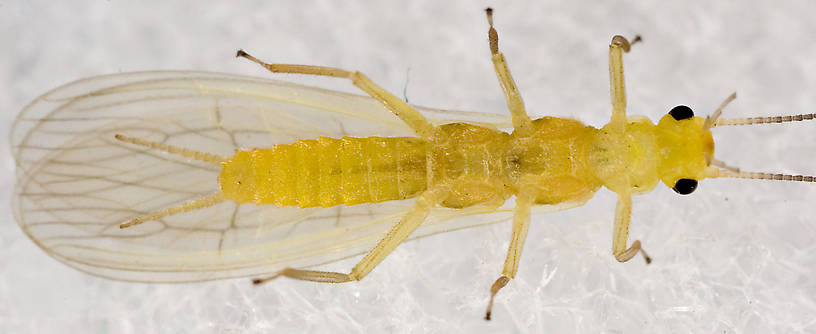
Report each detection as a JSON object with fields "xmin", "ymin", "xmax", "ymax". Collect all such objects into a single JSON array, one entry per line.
[{"xmin": 3, "ymin": 1, "xmax": 816, "ymax": 333}]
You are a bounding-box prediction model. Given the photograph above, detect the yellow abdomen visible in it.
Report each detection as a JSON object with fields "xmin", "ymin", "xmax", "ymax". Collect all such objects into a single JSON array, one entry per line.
[{"xmin": 219, "ymin": 137, "xmax": 428, "ymax": 207}]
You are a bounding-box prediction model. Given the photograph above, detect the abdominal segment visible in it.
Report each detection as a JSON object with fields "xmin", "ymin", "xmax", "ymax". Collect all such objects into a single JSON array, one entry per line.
[{"xmin": 220, "ymin": 137, "xmax": 428, "ymax": 207}]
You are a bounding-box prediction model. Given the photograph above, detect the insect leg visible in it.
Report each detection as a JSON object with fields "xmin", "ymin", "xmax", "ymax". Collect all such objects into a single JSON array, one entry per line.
[
  {"xmin": 484, "ymin": 191, "xmax": 534, "ymax": 320},
  {"xmin": 252, "ymin": 189, "xmax": 447, "ymax": 284},
  {"xmin": 612, "ymin": 193, "xmax": 651, "ymax": 263},
  {"xmin": 485, "ymin": 8, "xmax": 533, "ymax": 137},
  {"xmin": 235, "ymin": 50, "xmax": 435, "ymax": 139},
  {"xmin": 608, "ymin": 35, "xmax": 641, "ymax": 128}
]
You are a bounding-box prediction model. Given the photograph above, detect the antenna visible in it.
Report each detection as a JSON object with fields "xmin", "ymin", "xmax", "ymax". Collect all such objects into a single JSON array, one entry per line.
[
  {"xmin": 703, "ymin": 92, "xmax": 738, "ymax": 130},
  {"xmin": 707, "ymin": 159, "xmax": 816, "ymax": 183},
  {"xmin": 713, "ymin": 113, "xmax": 816, "ymax": 126},
  {"xmin": 714, "ymin": 169, "xmax": 815, "ymax": 182},
  {"xmin": 702, "ymin": 93, "xmax": 815, "ymax": 183},
  {"xmin": 702, "ymin": 92, "xmax": 816, "ymax": 127}
]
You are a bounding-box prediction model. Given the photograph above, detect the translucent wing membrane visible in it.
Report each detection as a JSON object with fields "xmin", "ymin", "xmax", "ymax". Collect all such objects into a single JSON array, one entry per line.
[{"xmin": 11, "ymin": 71, "xmax": 517, "ymax": 282}]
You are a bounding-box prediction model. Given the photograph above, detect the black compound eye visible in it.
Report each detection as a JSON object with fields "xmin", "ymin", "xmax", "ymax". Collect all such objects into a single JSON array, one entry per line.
[
  {"xmin": 669, "ymin": 105, "xmax": 694, "ymax": 120},
  {"xmin": 672, "ymin": 178, "xmax": 698, "ymax": 195}
]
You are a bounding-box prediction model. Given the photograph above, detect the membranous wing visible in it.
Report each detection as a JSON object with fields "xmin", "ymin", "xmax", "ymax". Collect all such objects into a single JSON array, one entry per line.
[{"xmin": 11, "ymin": 71, "xmax": 523, "ymax": 282}]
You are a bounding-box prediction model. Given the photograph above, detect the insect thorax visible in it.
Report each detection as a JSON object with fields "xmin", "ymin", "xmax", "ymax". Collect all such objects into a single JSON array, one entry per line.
[
  {"xmin": 508, "ymin": 117, "xmax": 602, "ymax": 204},
  {"xmin": 430, "ymin": 118, "xmax": 603, "ymax": 208},
  {"xmin": 428, "ymin": 123, "xmax": 513, "ymax": 208}
]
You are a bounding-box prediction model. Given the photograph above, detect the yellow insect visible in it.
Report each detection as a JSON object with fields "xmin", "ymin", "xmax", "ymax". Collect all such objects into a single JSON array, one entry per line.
[{"xmin": 10, "ymin": 8, "xmax": 815, "ymax": 320}]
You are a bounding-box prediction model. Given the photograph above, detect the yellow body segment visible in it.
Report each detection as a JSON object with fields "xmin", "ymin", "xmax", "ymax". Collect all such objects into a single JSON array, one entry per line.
[
  {"xmin": 515, "ymin": 117, "xmax": 601, "ymax": 205},
  {"xmin": 655, "ymin": 115, "xmax": 715, "ymax": 187},
  {"xmin": 219, "ymin": 136, "xmax": 428, "ymax": 207}
]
